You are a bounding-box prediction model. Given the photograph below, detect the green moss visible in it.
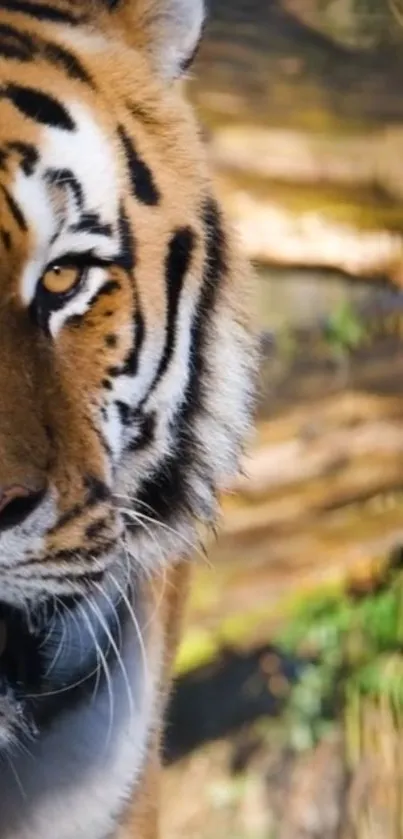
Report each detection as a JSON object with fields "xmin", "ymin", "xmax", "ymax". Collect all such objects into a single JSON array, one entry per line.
[{"xmin": 277, "ymin": 563, "xmax": 403, "ymax": 748}]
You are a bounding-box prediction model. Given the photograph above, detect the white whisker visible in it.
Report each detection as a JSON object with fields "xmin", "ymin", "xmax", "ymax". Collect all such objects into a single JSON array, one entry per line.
[
  {"xmin": 26, "ymin": 657, "xmax": 101, "ymax": 700},
  {"xmin": 107, "ymin": 570, "xmax": 151, "ymax": 697},
  {"xmin": 142, "ymin": 562, "xmax": 169, "ymax": 634},
  {"xmin": 43, "ymin": 598, "xmax": 68, "ymax": 679},
  {"xmin": 116, "ymin": 498, "xmax": 211, "ymax": 566},
  {"xmin": 86, "ymin": 595, "xmax": 134, "ymax": 725},
  {"xmin": 38, "ymin": 597, "xmax": 58, "ymax": 651},
  {"xmin": 121, "ymin": 512, "xmax": 166, "ymax": 573},
  {"xmin": 5, "ymin": 753, "xmax": 27, "ymax": 802},
  {"xmin": 77, "ymin": 599, "xmax": 114, "ymax": 748}
]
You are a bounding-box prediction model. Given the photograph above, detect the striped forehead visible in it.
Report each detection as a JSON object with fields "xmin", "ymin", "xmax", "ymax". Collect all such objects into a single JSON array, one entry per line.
[{"xmin": 0, "ymin": 93, "xmax": 119, "ymax": 304}]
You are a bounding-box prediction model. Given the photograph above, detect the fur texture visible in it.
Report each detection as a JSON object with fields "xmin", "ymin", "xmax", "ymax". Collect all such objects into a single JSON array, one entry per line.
[{"xmin": 0, "ymin": 1, "xmax": 257, "ymax": 836}]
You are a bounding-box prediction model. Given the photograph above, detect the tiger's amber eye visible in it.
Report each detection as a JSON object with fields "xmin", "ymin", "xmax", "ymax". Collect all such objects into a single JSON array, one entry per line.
[{"xmin": 41, "ymin": 265, "xmax": 80, "ymax": 295}]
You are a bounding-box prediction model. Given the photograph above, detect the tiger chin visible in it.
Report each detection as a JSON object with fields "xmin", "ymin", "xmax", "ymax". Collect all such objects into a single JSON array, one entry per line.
[{"xmin": 0, "ymin": 1, "xmax": 256, "ymax": 837}]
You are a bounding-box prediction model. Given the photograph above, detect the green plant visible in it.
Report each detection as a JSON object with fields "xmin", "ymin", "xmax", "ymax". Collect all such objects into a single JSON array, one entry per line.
[
  {"xmin": 277, "ymin": 566, "xmax": 403, "ymax": 749},
  {"xmin": 324, "ymin": 301, "xmax": 366, "ymax": 358}
]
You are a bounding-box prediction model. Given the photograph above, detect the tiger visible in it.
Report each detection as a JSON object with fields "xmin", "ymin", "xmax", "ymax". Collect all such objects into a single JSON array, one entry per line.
[{"xmin": 0, "ymin": 1, "xmax": 256, "ymax": 837}]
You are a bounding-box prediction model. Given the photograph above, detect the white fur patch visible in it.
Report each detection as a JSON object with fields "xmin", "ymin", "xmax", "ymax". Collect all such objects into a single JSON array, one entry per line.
[
  {"xmin": 15, "ymin": 173, "xmax": 55, "ymax": 305},
  {"xmin": 43, "ymin": 102, "xmax": 118, "ymax": 224},
  {"xmin": 15, "ymin": 101, "xmax": 119, "ymax": 307}
]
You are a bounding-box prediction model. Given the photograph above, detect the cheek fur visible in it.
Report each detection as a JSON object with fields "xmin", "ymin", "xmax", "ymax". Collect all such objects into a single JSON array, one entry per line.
[{"xmin": 56, "ymin": 269, "xmax": 135, "ymax": 401}]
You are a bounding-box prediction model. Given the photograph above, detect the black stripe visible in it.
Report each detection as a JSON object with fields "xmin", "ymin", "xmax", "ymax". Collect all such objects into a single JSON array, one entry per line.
[
  {"xmin": 7, "ymin": 140, "xmax": 38, "ymax": 175},
  {"xmin": 70, "ymin": 212, "xmax": 113, "ymax": 238},
  {"xmin": 0, "ymin": 229, "xmax": 11, "ymax": 250},
  {"xmin": 0, "ymin": 41, "xmax": 31, "ymax": 61},
  {"xmin": 0, "ymin": 22, "xmax": 34, "ymax": 62},
  {"xmin": 3, "ymin": 84, "xmax": 75, "ymax": 131},
  {"xmin": 126, "ymin": 100, "xmax": 161, "ymax": 129},
  {"xmin": 117, "ymin": 203, "xmax": 135, "ymax": 271},
  {"xmin": 10, "ymin": 566, "xmax": 105, "ymax": 583},
  {"xmin": 153, "ymin": 227, "xmax": 195, "ymax": 387},
  {"xmin": 135, "ymin": 196, "xmax": 226, "ymax": 523},
  {"xmin": 87, "ymin": 279, "xmax": 120, "ymax": 309},
  {"xmin": 85, "ymin": 518, "xmax": 109, "ymax": 541},
  {"xmin": 115, "ymin": 400, "xmax": 131, "ymax": 426},
  {"xmin": 128, "ymin": 411, "xmax": 156, "ymax": 451},
  {"xmin": 0, "ymin": 22, "xmax": 35, "ymax": 52},
  {"xmin": 110, "ymin": 204, "xmax": 145, "ymax": 379},
  {"xmin": 1, "ymin": 184, "xmax": 27, "ymax": 230},
  {"xmin": 122, "ymin": 304, "xmax": 144, "ymax": 377},
  {"xmin": 118, "ymin": 124, "xmax": 160, "ymax": 206},
  {"xmin": 179, "ymin": 25, "xmax": 205, "ymax": 75},
  {"xmin": 52, "ymin": 278, "xmax": 119, "ymax": 330},
  {"xmin": 117, "ymin": 203, "xmax": 145, "ymax": 378},
  {"xmin": 0, "ymin": 0, "xmax": 84, "ymax": 25},
  {"xmin": 45, "ymin": 167, "xmax": 84, "ymax": 207},
  {"xmin": 0, "ymin": 22, "xmax": 91, "ymax": 84},
  {"xmin": 42, "ymin": 42, "xmax": 92, "ymax": 85},
  {"xmin": 83, "ymin": 474, "xmax": 111, "ymax": 504}
]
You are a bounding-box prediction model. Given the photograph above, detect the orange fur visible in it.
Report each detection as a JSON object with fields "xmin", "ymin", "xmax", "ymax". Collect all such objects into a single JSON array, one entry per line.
[{"xmin": 0, "ymin": 2, "xmax": 256, "ymax": 835}]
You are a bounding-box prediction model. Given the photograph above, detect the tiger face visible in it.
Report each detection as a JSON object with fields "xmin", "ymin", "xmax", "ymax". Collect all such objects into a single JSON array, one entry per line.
[{"xmin": 0, "ymin": 0, "xmax": 255, "ymax": 760}]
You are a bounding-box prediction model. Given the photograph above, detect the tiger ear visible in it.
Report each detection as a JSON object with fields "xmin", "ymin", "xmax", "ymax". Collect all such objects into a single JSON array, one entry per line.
[{"xmin": 108, "ymin": 0, "xmax": 205, "ymax": 80}]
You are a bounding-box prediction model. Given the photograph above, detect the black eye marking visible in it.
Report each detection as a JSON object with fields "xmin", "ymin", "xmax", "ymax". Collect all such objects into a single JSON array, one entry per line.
[
  {"xmin": 87, "ymin": 279, "xmax": 120, "ymax": 310},
  {"xmin": 2, "ymin": 84, "xmax": 75, "ymax": 131},
  {"xmin": 118, "ymin": 124, "xmax": 160, "ymax": 206},
  {"xmin": 31, "ymin": 253, "xmax": 115, "ymax": 333}
]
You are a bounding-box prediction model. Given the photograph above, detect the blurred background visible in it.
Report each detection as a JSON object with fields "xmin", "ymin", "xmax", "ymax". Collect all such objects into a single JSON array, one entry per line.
[{"xmin": 162, "ymin": 2, "xmax": 403, "ymax": 836}]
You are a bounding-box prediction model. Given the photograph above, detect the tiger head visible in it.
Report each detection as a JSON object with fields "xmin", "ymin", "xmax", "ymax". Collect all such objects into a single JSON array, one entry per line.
[{"xmin": 0, "ymin": 0, "xmax": 256, "ymax": 752}]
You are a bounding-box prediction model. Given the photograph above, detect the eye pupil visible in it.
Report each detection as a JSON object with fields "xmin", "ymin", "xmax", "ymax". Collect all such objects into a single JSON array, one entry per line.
[{"xmin": 51, "ymin": 265, "xmax": 61, "ymax": 275}]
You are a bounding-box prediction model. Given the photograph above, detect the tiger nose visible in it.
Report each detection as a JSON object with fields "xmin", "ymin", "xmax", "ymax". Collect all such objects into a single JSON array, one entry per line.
[{"xmin": 0, "ymin": 483, "xmax": 46, "ymax": 532}]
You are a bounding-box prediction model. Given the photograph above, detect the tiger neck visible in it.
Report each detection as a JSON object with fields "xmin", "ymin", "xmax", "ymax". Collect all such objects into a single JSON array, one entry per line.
[{"xmin": 0, "ymin": 589, "xmax": 161, "ymax": 839}]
